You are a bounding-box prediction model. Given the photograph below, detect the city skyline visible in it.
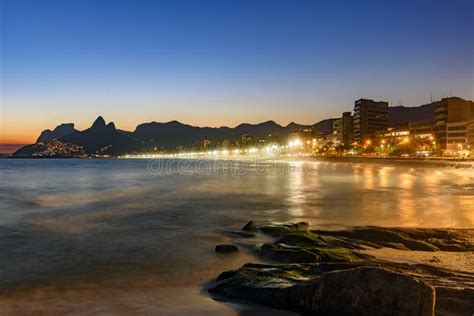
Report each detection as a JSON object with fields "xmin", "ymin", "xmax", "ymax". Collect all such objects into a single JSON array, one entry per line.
[
  {"xmin": 9, "ymin": 95, "xmax": 474, "ymax": 158},
  {"xmin": 1, "ymin": 0, "xmax": 473, "ymax": 145}
]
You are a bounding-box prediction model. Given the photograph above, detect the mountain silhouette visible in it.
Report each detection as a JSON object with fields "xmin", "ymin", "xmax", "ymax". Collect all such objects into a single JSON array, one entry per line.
[
  {"xmin": 61, "ymin": 116, "xmax": 141, "ymax": 155},
  {"xmin": 13, "ymin": 116, "xmax": 334, "ymax": 157},
  {"xmin": 389, "ymin": 103, "xmax": 434, "ymax": 125},
  {"xmin": 37, "ymin": 123, "xmax": 77, "ymax": 143}
]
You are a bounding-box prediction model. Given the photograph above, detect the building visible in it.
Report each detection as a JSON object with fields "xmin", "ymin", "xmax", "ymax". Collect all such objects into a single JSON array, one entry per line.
[
  {"xmin": 376, "ymin": 124, "xmax": 410, "ymax": 143},
  {"xmin": 467, "ymin": 120, "xmax": 474, "ymax": 152},
  {"xmin": 446, "ymin": 121, "xmax": 468, "ymax": 154},
  {"xmin": 341, "ymin": 112, "xmax": 354, "ymax": 147},
  {"xmin": 353, "ymin": 99, "xmax": 389, "ymax": 143},
  {"xmin": 332, "ymin": 117, "xmax": 343, "ymax": 145},
  {"xmin": 433, "ymin": 97, "xmax": 474, "ymax": 152},
  {"xmin": 408, "ymin": 121, "xmax": 434, "ymax": 139},
  {"xmin": 333, "ymin": 112, "xmax": 354, "ymax": 148}
]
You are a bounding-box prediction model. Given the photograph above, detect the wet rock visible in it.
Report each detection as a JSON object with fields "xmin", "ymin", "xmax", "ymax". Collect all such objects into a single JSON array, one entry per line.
[
  {"xmin": 286, "ymin": 222, "xmax": 309, "ymax": 231},
  {"xmin": 259, "ymin": 222, "xmax": 310, "ymax": 237},
  {"xmin": 258, "ymin": 243, "xmax": 322, "ymax": 263},
  {"xmin": 256, "ymin": 231, "xmax": 374, "ymax": 263},
  {"xmin": 209, "ymin": 224, "xmax": 474, "ymax": 316},
  {"xmin": 315, "ymin": 227, "xmax": 439, "ymax": 251},
  {"xmin": 260, "ymin": 225, "xmax": 292, "ymax": 237},
  {"xmin": 209, "ymin": 263, "xmax": 311, "ymax": 309},
  {"xmin": 315, "ymin": 227, "xmax": 474, "ymax": 252},
  {"xmin": 242, "ymin": 221, "xmax": 258, "ymax": 232},
  {"xmin": 226, "ymin": 230, "xmax": 256, "ymax": 238},
  {"xmin": 295, "ymin": 266, "xmax": 435, "ymax": 316},
  {"xmin": 215, "ymin": 244, "xmax": 239, "ymax": 254},
  {"xmin": 210, "ymin": 264, "xmax": 436, "ymax": 316}
]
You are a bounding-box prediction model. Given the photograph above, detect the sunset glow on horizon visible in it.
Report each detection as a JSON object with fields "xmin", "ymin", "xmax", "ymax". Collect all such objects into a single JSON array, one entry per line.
[{"xmin": 1, "ymin": 0, "xmax": 473, "ymax": 148}]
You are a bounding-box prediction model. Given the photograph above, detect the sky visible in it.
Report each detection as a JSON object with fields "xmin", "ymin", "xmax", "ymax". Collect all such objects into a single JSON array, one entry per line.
[{"xmin": 0, "ymin": 0, "xmax": 473, "ymax": 146}]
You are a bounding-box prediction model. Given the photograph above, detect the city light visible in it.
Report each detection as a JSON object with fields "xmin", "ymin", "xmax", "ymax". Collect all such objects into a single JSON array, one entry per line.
[{"xmin": 288, "ymin": 139, "xmax": 303, "ymax": 148}]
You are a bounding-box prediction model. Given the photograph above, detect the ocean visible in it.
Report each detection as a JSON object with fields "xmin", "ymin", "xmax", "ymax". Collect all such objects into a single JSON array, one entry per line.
[{"xmin": 0, "ymin": 158, "xmax": 473, "ymax": 315}]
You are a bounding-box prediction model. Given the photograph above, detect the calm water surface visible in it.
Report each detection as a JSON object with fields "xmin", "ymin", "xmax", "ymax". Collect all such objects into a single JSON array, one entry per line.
[{"xmin": 0, "ymin": 158, "xmax": 473, "ymax": 315}]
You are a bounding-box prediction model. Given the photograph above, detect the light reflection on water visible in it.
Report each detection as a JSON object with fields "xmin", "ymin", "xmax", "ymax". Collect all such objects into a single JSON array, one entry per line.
[{"xmin": 0, "ymin": 158, "xmax": 473, "ymax": 315}]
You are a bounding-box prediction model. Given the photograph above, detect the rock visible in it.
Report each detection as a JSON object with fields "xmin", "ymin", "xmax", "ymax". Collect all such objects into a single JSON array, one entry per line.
[
  {"xmin": 209, "ymin": 263, "xmax": 311, "ymax": 309},
  {"xmin": 294, "ymin": 267, "xmax": 435, "ymax": 316},
  {"xmin": 315, "ymin": 227, "xmax": 474, "ymax": 252},
  {"xmin": 242, "ymin": 221, "xmax": 258, "ymax": 232},
  {"xmin": 256, "ymin": 231, "xmax": 374, "ymax": 263},
  {"xmin": 258, "ymin": 243, "xmax": 322, "ymax": 263},
  {"xmin": 215, "ymin": 244, "xmax": 239, "ymax": 254},
  {"xmin": 226, "ymin": 230, "xmax": 256, "ymax": 238},
  {"xmin": 260, "ymin": 225, "xmax": 292, "ymax": 237},
  {"xmin": 210, "ymin": 264, "xmax": 437, "ymax": 316},
  {"xmin": 286, "ymin": 222, "xmax": 309, "ymax": 231},
  {"xmin": 315, "ymin": 227, "xmax": 440, "ymax": 251},
  {"xmin": 259, "ymin": 222, "xmax": 309, "ymax": 237},
  {"xmin": 209, "ymin": 224, "xmax": 474, "ymax": 316}
]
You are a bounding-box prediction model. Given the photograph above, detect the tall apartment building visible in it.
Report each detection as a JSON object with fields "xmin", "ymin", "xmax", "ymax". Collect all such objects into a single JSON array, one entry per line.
[
  {"xmin": 353, "ymin": 99, "xmax": 389, "ymax": 143},
  {"xmin": 332, "ymin": 112, "xmax": 354, "ymax": 148},
  {"xmin": 341, "ymin": 112, "xmax": 354, "ymax": 147},
  {"xmin": 433, "ymin": 97, "xmax": 474, "ymax": 151}
]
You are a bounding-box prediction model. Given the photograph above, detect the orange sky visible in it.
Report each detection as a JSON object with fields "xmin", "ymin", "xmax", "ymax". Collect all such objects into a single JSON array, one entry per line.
[{"xmin": 0, "ymin": 111, "xmax": 323, "ymax": 145}]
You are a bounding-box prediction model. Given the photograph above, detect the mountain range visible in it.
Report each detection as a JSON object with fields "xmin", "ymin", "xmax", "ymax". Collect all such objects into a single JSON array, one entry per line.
[
  {"xmin": 13, "ymin": 117, "xmax": 334, "ymax": 157},
  {"xmin": 12, "ymin": 102, "xmax": 435, "ymax": 157},
  {"xmin": 388, "ymin": 103, "xmax": 434, "ymax": 125}
]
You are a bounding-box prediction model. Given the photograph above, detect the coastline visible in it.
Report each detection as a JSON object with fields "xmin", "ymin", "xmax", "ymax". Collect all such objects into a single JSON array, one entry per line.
[
  {"xmin": 313, "ymin": 155, "xmax": 474, "ymax": 167},
  {"xmin": 6, "ymin": 154, "xmax": 474, "ymax": 167}
]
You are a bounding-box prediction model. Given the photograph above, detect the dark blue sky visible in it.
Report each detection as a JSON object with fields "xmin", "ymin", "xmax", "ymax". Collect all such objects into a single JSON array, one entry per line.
[{"xmin": 1, "ymin": 0, "xmax": 473, "ymax": 143}]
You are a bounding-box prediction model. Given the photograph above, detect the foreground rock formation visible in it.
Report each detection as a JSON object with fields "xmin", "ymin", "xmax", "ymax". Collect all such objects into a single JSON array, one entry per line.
[{"xmin": 209, "ymin": 222, "xmax": 474, "ymax": 316}]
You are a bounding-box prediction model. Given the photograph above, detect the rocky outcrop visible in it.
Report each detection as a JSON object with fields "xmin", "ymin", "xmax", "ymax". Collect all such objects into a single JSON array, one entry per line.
[
  {"xmin": 215, "ymin": 244, "xmax": 239, "ymax": 254},
  {"xmin": 257, "ymin": 231, "xmax": 373, "ymax": 263},
  {"xmin": 299, "ymin": 266, "xmax": 435, "ymax": 315},
  {"xmin": 242, "ymin": 221, "xmax": 257, "ymax": 232},
  {"xmin": 210, "ymin": 264, "xmax": 437, "ymax": 316},
  {"xmin": 315, "ymin": 227, "xmax": 474, "ymax": 252},
  {"xmin": 209, "ymin": 223, "xmax": 474, "ymax": 316}
]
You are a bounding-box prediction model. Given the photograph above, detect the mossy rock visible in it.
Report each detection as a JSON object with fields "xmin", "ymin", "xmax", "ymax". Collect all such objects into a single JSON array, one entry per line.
[
  {"xmin": 315, "ymin": 227, "xmax": 440, "ymax": 251},
  {"xmin": 259, "ymin": 222, "xmax": 309, "ymax": 237},
  {"xmin": 258, "ymin": 243, "xmax": 322, "ymax": 263},
  {"xmin": 260, "ymin": 225, "xmax": 292, "ymax": 237},
  {"xmin": 276, "ymin": 231, "xmax": 328, "ymax": 247}
]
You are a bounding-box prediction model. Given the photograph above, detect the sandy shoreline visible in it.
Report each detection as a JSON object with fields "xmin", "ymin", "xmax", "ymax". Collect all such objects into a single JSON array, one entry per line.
[
  {"xmin": 362, "ymin": 248, "xmax": 474, "ymax": 273},
  {"xmin": 314, "ymin": 156, "xmax": 474, "ymax": 168}
]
